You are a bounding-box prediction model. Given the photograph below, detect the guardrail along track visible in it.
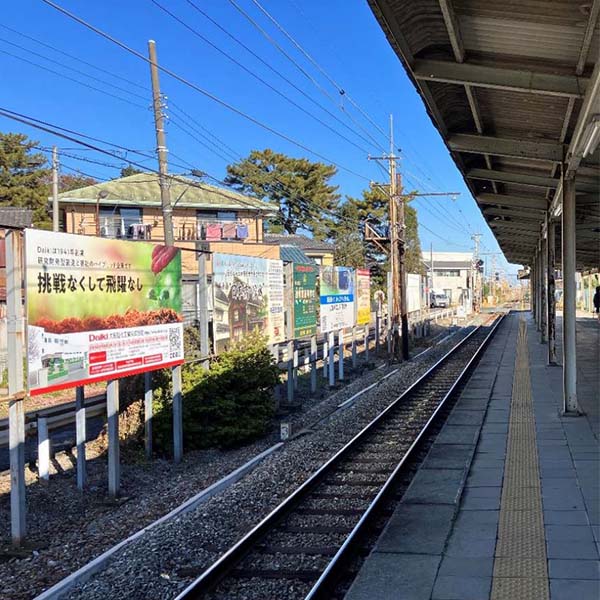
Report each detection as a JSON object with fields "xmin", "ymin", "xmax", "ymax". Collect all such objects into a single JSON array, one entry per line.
[{"xmin": 176, "ymin": 315, "xmax": 504, "ymax": 600}]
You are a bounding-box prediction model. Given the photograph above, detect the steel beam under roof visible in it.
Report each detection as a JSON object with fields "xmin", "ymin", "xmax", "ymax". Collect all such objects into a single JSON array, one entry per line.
[
  {"xmin": 448, "ymin": 134, "xmax": 565, "ymax": 162},
  {"xmin": 467, "ymin": 169, "xmax": 559, "ymax": 189},
  {"xmin": 476, "ymin": 193, "xmax": 548, "ymax": 211},
  {"xmin": 413, "ymin": 59, "xmax": 588, "ymax": 98}
]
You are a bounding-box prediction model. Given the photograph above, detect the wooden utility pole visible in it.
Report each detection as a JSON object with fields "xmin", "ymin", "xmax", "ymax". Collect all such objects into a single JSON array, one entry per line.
[
  {"xmin": 388, "ymin": 118, "xmax": 401, "ymax": 358},
  {"xmin": 52, "ymin": 146, "xmax": 59, "ymax": 232},
  {"xmin": 367, "ymin": 117, "xmax": 459, "ymax": 361},
  {"xmin": 148, "ymin": 40, "xmax": 174, "ymax": 246}
]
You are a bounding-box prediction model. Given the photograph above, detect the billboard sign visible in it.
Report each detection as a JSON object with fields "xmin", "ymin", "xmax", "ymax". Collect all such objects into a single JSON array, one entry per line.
[
  {"xmin": 356, "ymin": 268, "xmax": 371, "ymax": 325},
  {"xmin": 293, "ymin": 263, "xmax": 318, "ymax": 338},
  {"xmin": 319, "ymin": 266, "xmax": 355, "ymax": 333},
  {"xmin": 212, "ymin": 253, "xmax": 284, "ymax": 352},
  {"xmin": 25, "ymin": 229, "xmax": 184, "ymax": 395}
]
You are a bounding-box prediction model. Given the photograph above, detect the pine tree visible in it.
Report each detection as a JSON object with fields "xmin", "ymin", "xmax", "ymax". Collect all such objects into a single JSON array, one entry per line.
[
  {"xmin": 225, "ymin": 149, "xmax": 339, "ymax": 239},
  {"xmin": 0, "ymin": 132, "xmax": 51, "ymax": 228}
]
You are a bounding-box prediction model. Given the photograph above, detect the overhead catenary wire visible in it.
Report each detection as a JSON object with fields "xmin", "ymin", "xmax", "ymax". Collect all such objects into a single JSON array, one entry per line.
[
  {"xmin": 149, "ymin": 0, "xmax": 377, "ymax": 158},
  {"xmin": 247, "ymin": 0, "xmax": 391, "ymax": 145},
  {"xmin": 183, "ymin": 0, "xmax": 383, "ymax": 155},
  {"xmin": 40, "ymin": 0, "xmax": 372, "ymax": 183},
  {"xmin": 226, "ymin": 0, "xmax": 388, "ymax": 155}
]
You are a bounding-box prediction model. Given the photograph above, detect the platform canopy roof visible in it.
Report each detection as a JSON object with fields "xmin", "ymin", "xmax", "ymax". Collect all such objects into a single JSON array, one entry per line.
[{"xmin": 368, "ymin": 0, "xmax": 600, "ymax": 269}]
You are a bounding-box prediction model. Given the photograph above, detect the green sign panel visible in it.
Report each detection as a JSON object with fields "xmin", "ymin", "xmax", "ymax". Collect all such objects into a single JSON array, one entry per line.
[{"xmin": 293, "ymin": 263, "xmax": 317, "ymax": 338}]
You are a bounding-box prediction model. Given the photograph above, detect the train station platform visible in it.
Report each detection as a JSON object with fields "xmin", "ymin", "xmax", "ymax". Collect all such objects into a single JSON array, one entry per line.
[{"xmin": 347, "ymin": 311, "xmax": 599, "ymax": 600}]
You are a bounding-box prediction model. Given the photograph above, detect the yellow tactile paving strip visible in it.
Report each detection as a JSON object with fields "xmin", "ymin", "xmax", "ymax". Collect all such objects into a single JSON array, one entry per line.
[{"xmin": 491, "ymin": 319, "xmax": 549, "ymax": 600}]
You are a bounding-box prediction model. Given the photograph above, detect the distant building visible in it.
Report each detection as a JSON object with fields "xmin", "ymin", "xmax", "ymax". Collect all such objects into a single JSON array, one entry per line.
[
  {"xmin": 264, "ymin": 233, "xmax": 335, "ymax": 266},
  {"xmin": 422, "ymin": 251, "xmax": 473, "ymax": 306}
]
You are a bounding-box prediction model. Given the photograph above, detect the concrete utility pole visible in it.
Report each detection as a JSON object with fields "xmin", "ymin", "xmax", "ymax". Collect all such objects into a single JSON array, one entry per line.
[
  {"xmin": 429, "ymin": 243, "xmax": 434, "ymax": 305},
  {"xmin": 471, "ymin": 233, "xmax": 481, "ymax": 312},
  {"xmin": 491, "ymin": 254, "xmax": 497, "ymax": 304},
  {"xmin": 148, "ymin": 40, "xmax": 174, "ymax": 246},
  {"xmin": 396, "ymin": 171, "xmax": 409, "ymax": 360},
  {"xmin": 52, "ymin": 146, "xmax": 59, "ymax": 232}
]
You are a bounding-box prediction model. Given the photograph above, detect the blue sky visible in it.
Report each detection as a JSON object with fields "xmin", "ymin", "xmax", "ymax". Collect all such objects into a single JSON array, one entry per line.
[{"xmin": 1, "ymin": 0, "xmax": 518, "ymax": 277}]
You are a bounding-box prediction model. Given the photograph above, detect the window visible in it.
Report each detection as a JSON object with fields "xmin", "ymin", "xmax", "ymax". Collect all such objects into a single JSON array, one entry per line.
[
  {"xmin": 434, "ymin": 269, "xmax": 460, "ymax": 277},
  {"xmin": 99, "ymin": 206, "xmax": 143, "ymax": 238}
]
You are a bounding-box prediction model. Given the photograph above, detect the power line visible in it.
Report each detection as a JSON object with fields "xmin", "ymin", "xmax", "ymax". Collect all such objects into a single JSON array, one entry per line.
[
  {"xmin": 418, "ymin": 221, "xmax": 471, "ymax": 249},
  {"xmin": 0, "ymin": 22, "xmax": 149, "ymax": 92},
  {"xmin": 149, "ymin": 0, "xmax": 376, "ymax": 157},
  {"xmin": 0, "ymin": 35, "xmax": 149, "ymax": 102},
  {"xmin": 0, "ymin": 24, "xmax": 244, "ymax": 169},
  {"xmin": 41, "ymin": 0, "xmax": 371, "ymax": 183},
  {"xmin": 248, "ymin": 0, "xmax": 391, "ymax": 145},
  {"xmin": 0, "ymin": 107, "xmax": 266, "ymax": 211},
  {"xmin": 226, "ymin": 0, "xmax": 387, "ymax": 154},
  {"xmin": 169, "ymin": 119, "xmax": 233, "ymax": 164},
  {"xmin": 183, "ymin": 0, "xmax": 383, "ymax": 154},
  {"xmin": 169, "ymin": 101, "xmax": 242, "ymax": 161},
  {"xmin": 0, "ymin": 47, "xmax": 148, "ymax": 111}
]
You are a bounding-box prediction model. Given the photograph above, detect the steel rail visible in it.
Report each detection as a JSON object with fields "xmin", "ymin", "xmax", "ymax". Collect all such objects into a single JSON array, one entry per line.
[
  {"xmin": 175, "ymin": 314, "xmax": 504, "ymax": 599},
  {"xmin": 305, "ymin": 312, "xmax": 504, "ymax": 599}
]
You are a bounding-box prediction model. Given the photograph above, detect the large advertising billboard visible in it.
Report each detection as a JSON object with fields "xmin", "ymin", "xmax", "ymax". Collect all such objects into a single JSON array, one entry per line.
[
  {"xmin": 25, "ymin": 229, "xmax": 184, "ymax": 395},
  {"xmin": 319, "ymin": 266, "xmax": 355, "ymax": 333},
  {"xmin": 356, "ymin": 268, "xmax": 371, "ymax": 325},
  {"xmin": 212, "ymin": 253, "xmax": 284, "ymax": 352},
  {"xmin": 293, "ymin": 263, "xmax": 318, "ymax": 338}
]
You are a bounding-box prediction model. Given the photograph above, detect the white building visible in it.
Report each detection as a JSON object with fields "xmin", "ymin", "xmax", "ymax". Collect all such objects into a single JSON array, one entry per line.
[{"xmin": 422, "ymin": 251, "xmax": 473, "ymax": 307}]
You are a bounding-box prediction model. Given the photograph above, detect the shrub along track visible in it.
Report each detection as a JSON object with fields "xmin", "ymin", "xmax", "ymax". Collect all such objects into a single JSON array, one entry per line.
[{"xmin": 176, "ymin": 315, "xmax": 503, "ymax": 600}]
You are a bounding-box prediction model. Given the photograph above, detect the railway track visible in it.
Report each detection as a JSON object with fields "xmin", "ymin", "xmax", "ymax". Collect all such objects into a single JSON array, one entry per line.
[{"xmin": 174, "ymin": 314, "xmax": 504, "ymax": 600}]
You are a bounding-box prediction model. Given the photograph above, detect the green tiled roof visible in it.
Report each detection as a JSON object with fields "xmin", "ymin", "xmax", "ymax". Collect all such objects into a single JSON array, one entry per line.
[
  {"xmin": 279, "ymin": 244, "xmax": 315, "ymax": 264},
  {"xmin": 55, "ymin": 172, "xmax": 276, "ymax": 213}
]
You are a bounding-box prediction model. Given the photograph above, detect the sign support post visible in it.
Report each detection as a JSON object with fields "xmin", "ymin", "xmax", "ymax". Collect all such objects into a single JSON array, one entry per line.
[
  {"xmin": 172, "ymin": 364, "xmax": 183, "ymax": 463},
  {"xmin": 144, "ymin": 372, "xmax": 153, "ymax": 459},
  {"xmin": 107, "ymin": 379, "xmax": 120, "ymax": 498},
  {"xmin": 37, "ymin": 417, "xmax": 50, "ymax": 482},
  {"xmin": 75, "ymin": 386, "xmax": 86, "ymax": 490},
  {"xmin": 7, "ymin": 231, "xmax": 26, "ymax": 546},
  {"xmin": 310, "ymin": 335, "xmax": 317, "ymax": 394}
]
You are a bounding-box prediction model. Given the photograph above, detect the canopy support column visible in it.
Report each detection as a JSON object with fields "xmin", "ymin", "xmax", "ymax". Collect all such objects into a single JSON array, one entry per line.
[
  {"xmin": 562, "ymin": 177, "xmax": 578, "ymax": 414},
  {"xmin": 547, "ymin": 218, "xmax": 557, "ymax": 364}
]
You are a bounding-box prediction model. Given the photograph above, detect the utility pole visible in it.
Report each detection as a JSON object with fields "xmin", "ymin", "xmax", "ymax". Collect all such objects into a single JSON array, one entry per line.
[
  {"xmin": 388, "ymin": 117, "xmax": 403, "ymax": 359},
  {"xmin": 368, "ymin": 116, "xmax": 402, "ymax": 360},
  {"xmin": 367, "ymin": 117, "xmax": 460, "ymax": 361},
  {"xmin": 52, "ymin": 146, "xmax": 59, "ymax": 232},
  {"xmin": 491, "ymin": 254, "xmax": 497, "ymax": 304},
  {"xmin": 148, "ymin": 40, "xmax": 174, "ymax": 246},
  {"xmin": 396, "ymin": 171, "xmax": 409, "ymax": 360},
  {"xmin": 471, "ymin": 233, "xmax": 481, "ymax": 312},
  {"xmin": 430, "ymin": 243, "xmax": 434, "ymax": 305}
]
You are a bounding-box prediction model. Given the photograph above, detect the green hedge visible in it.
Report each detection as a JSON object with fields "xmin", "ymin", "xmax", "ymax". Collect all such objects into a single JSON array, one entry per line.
[{"xmin": 152, "ymin": 329, "xmax": 280, "ymax": 453}]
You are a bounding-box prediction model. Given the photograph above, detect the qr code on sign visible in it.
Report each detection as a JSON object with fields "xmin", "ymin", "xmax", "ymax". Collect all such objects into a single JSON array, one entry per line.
[{"xmin": 169, "ymin": 327, "xmax": 182, "ymax": 359}]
